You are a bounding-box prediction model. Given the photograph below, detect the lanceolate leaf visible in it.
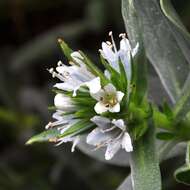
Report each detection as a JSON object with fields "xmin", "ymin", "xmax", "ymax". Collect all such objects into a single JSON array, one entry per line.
[
  {"xmin": 174, "ymin": 142, "xmax": 190, "ymax": 185},
  {"xmin": 160, "ymin": 0, "xmax": 190, "ymax": 63},
  {"xmin": 122, "ymin": 0, "xmax": 189, "ymax": 104},
  {"xmin": 174, "ymin": 75, "xmax": 190, "ymax": 121},
  {"xmin": 130, "ymin": 124, "xmax": 161, "ymax": 190},
  {"xmin": 131, "ymin": 45, "xmax": 147, "ymax": 105}
]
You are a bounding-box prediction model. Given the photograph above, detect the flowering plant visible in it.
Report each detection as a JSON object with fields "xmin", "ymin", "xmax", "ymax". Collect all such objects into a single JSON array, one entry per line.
[
  {"xmin": 27, "ymin": 32, "xmax": 151, "ymax": 161},
  {"xmin": 26, "ymin": 0, "xmax": 190, "ymax": 189}
]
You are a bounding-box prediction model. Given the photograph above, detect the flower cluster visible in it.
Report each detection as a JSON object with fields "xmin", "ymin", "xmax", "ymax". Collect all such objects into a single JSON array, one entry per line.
[{"xmin": 29, "ymin": 32, "xmax": 144, "ymax": 160}]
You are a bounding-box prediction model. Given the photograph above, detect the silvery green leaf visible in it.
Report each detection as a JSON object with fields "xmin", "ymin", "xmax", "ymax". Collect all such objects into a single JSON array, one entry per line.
[
  {"xmin": 174, "ymin": 142, "xmax": 190, "ymax": 185},
  {"xmin": 160, "ymin": 0, "xmax": 190, "ymax": 63},
  {"xmin": 174, "ymin": 75, "xmax": 190, "ymax": 120},
  {"xmin": 130, "ymin": 125, "xmax": 161, "ymax": 190},
  {"xmin": 122, "ymin": 0, "xmax": 189, "ymax": 104},
  {"xmin": 117, "ymin": 175, "xmax": 132, "ymax": 190}
]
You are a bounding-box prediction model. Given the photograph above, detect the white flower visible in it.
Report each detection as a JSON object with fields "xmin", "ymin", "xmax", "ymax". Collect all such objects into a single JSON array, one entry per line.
[
  {"xmin": 87, "ymin": 116, "xmax": 133, "ymax": 160},
  {"xmin": 99, "ymin": 32, "xmax": 139, "ymax": 81},
  {"xmin": 49, "ymin": 51, "xmax": 101, "ymax": 96},
  {"xmin": 54, "ymin": 93, "xmax": 76, "ymax": 112},
  {"xmin": 90, "ymin": 83, "xmax": 124, "ymax": 114},
  {"xmin": 45, "ymin": 109, "xmax": 80, "ymax": 152}
]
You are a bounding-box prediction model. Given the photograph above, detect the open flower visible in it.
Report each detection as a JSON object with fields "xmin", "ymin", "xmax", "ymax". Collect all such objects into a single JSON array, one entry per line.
[
  {"xmin": 27, "ymin": 33, "xmax": 140, "ymax": 160},
  {"xmin": 99, "ymin": 32, "xmax": 138, "ymax": 81},
  {"xmin": 91, "ymin": 83, "xmax": 124, "ymax": 114},
  {"xmin": 87, "ymin": 116, "xmax": 133, "ymax": 160},
  {"xmin": 48, "ymin": 51, "xmax": 101, "ymax": 97}
]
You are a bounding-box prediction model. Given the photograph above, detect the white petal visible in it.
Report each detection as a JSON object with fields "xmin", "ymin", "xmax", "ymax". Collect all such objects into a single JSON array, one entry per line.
[
  {"xmin": 90, "ymin": 116, "xmax": 111, "ymax": 129},
  {"xmin": 90, "ymin": 89, "xmax": 105, "ymax": 101},
  {"xmin": 119, "ymin": 50, "xmax": 131, "ymax": 81},
  {"xmin": 104, "ymin": 70, "xmax": 111, "ymax": 79},
  {"xmin": 71, "ymin": 51, "xmax": 84, "ymax": 60},
  {"xmin": 54, "ymin": 82, "xmax": 76, "ymax": 91},
  {"xmin": 104, "ymin": 83, "xmax": 116, "ymax": 94},
  {"xmin": 122, "ymin": 132, "xmax": 133, "ymax": 152},
  {"xmin": 86, "ymin": 128, "xmax": 111, "ymax": 146},
  {"xmin": 101, "ymin": 42, "xmax": 119, "ymax": 71},
  {"xmin": 120, "ymin": 38, "xmax": 131, "ymax": 51},
  {"xmin": 54, "ymin": 94, "xmax": 75, "ymax": 111},
  {"xmin": 105, "ymin": 140, "xmax": 121, "ymax": 160},
  {"xmin": 116, "ymin": 91, "xmax": 124, "ymax": 102},
  {"xmin": 94, "ymin": 102, "xmax": 109, "ymax": 114},
  {"xmin": 102, "ymin": 42, "xmax": 116, "ymax": 61},
  {"xmin": 71, "ymin": 136, "xmax": 80, "ymax": 152},
  {"xmin": 109, "ymin": 103, "xmax": 120, "ymax": 113},
  {"xmin": 132, "ymin": 43, "xmax": 139, "ymax": 57},
  {"xmin": 112, "ymin": 119, "xmax": 125, "ymax": 131},
  {"xmin": 85, "ymin": 77, "xmax": 101, "ymax": 94}
]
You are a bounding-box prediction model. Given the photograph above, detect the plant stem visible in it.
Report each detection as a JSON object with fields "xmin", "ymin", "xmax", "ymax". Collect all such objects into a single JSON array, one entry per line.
[{"xmin": 130, "ymin": 123, "xmax": 162, "ymax": 190}]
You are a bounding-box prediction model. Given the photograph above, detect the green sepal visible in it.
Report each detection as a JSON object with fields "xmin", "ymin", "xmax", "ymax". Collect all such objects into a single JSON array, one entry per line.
[
  {"xmin": 162, "ymin": 101, "xmax": 173, "ymax": 119},
  {"xmin": 48, "ymin": 106, "xmax": 57, "ymax": 111},
  {"xmin": 118, "ymin": 58, "xmax": 128, "ymax": 93},
  {"xmin": 174, "ymin": 142, "xmax": 190, "ymax": 185},
  {"xmin": 58, "ymin": 38, "xmax": 73, "ymax": 61},
  {"xmin": 79, "ymin": 51, "xmax": 109, "ymax": 86},
  {"xmin": 72, "ymin": 97, "xmax": 96, "ymax": 107},
  {"xmin": 26, "ymin": 128, "xmax": 60, "ymax": 145},
  {"xmin": 131, "ymin": 121, "xmax": 148, "ymax": 141},
  {"xmin": 52, "ymin": 88, "xmax": 72, "ymax": 96},
  {"xmin": 74, "ymin": 108, "xmax": 96, "ymax": 118},
  {"xmin": 100, "ymin": 55, "xmax": 124, "ymax": 91},
  {"xmin": 156, "ymin": 132, "xmax": 175, "ymax": 140},
  {"xmin": 153, "ymin": 106, "xmax": 172, "ymax": 130},
  {"xmin": 129, "ymin": 102, "xmax": 152, "ymax": 122},
  {"xmin": 60, "ymin": 119, "xmax": 93, "ymax": 138}
]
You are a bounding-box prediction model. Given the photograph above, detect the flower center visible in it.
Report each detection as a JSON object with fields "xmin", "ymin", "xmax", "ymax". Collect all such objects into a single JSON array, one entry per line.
[{"xmin": 101, "ymin": 93, "xmax": 117, "ymax": 107}]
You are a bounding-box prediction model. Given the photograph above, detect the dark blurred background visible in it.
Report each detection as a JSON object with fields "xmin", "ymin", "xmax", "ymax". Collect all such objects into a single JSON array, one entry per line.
[{"xmin": 0, "ymin": 0, "xmax": 190, "ymax": 190}]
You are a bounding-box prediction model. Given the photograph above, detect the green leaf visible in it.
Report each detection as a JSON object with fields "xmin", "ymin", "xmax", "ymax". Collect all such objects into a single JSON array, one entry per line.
[
  {"xmin": 156, "ymin": 132, "xmax": 175, "ymax": 140},
  {"xmin": 26, "ymin": 129, "xmax": 60, "ymax": 145},
  {"xmin": 175, "ymin": 165, "xmax": 190, "ymax": 186},
  {"xmin": 174, "ymin": 142, "xmax": 190, "ymax": 185},
  {"xmin": 130, "ymin": 123, "xmax": 161, "ymax": 190},
  {"xmin": 122, "ymin": 0, "xmax": 189, "ymax": 104},
  {"xmin": 131, "ymin": 45, "xmax": 147, "ymax": 105},
  {"xmin": 174, "ymin": 75, "xmax": 190, "ymax": 121},
  {"xmin": 160, "ymin": 0, "xmax": 190, "ymax": 63}
]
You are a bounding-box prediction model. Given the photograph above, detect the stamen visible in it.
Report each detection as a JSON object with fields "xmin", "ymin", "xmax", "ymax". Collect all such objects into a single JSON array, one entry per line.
[
  {"xmin": 45, "ymin": 122, "xmax": 52, "ymax": 129},
  {"xmin": 57, "ymin": 61, "xmax": 63, "ymax": 66},
  {"xmin": 49, "ymin": 138, "xmax": 58, "ymax": 143},
  {"xmin": 48, "ymin": 68, "xmax": 54, "ymax": 74},
  {"xmin": 119, "ymin": 33, "xmax": 126, "ymax": 38},
  {"xmin": 101, "ymin": 126, "xmax": 116, "ymax": 133},
  {"xmin": 109, "ymin": 31, "xmax": 117, "ymax": 53},
  {"xmin": 106, "ymin": 41, "xmax": 112, "ymax": 46}
]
